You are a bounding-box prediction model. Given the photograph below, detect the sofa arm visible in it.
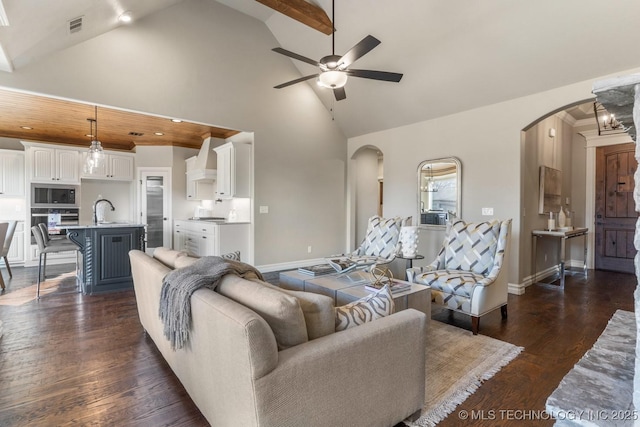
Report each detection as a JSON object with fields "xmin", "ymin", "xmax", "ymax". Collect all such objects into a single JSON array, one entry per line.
[{"xmin": 254, "ymin": 309, "xmax": 426, "ymax": 427}]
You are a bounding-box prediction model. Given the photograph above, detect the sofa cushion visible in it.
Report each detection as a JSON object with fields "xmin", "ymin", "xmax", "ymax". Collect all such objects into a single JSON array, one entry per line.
[
  {"xmin": 444, "ymin": 220, "xmax": 501, "ymax": 275},
  {"xmin": 154, "ymin": 247, "xmax": 188, "ymax": 268},
  {"xmin": 174, "ymin": 251, "xmax": 241, "ymax": 269},
  {"xmin": 174, "ymin": 256, "xmax": 199, "ymax": 269},
  {"xmin": 335, "ymin": 285, "xmax": 395, "ymax": 331},
  {"xmin": 259, "ymin": 281, "xmax": 335, "ymax": 340},
  {"xmin": 217, "ymin": 275, "xmax": 308, "ymax": 350}
]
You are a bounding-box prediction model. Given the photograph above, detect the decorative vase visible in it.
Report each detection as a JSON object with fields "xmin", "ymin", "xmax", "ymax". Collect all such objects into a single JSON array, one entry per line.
[
  {"xmin": 558, "ymin": 207, "xmax": 566, "ymax": 228},
  {"xmin": 400, "ymin": 226, "xmax": 419, "ymax": 257}
]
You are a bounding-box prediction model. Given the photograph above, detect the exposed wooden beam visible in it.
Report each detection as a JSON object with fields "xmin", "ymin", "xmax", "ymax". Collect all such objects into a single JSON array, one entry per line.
[{"xmin": 256, "ymin": 0, "xmax": 333, "ymax": 35}]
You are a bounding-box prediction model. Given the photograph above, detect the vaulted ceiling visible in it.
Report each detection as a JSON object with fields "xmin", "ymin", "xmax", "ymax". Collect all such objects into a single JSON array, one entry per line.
[{"xmin": 0, "ymin": 0, "xmax": 639, "ymax": 147}]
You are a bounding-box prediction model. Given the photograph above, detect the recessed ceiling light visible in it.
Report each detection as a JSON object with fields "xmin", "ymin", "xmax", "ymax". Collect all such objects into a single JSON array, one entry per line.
[
  {"xmin": 154, "ymin": 132, "xmax": 164, "ymax": 136},
  {"xmin": 20, "ymin": 126, "xmax": 33, "ymax": 130},
  {"xmin": 171, "ymin": 119, "xmax": 182, "ymax": 123},
  {"xmin": 118, "ymin": 11, "xmax": 133, "ymax": 23}
]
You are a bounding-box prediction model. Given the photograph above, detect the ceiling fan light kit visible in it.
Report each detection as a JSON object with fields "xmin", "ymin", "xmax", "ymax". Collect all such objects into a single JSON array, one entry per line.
[
  {"xmin": 271, "ymin": 0, "xmax": 402, "ymax": 101},
  {"xmin": 317, "ymin": 70, "xmax": 347, "ymax": 89}
]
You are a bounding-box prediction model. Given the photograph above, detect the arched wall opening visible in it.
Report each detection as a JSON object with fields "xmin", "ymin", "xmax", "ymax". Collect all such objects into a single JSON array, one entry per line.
[{"xmin": 349, "ymin": 145, "xmax": 384, "ymax": 250}]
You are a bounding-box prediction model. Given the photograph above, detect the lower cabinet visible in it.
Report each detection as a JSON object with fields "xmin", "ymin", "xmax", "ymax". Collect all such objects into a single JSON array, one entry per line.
[{"xmin": 173, "ymin": 220, "xmax": 249, "ymax": 259}]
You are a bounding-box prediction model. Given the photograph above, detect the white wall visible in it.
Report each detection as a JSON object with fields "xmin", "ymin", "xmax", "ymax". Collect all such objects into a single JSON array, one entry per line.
[
  {"xmin": 348, "ymin": 66, "xmax": 640, "ymax": 289},
  {"xmin": 0, "ymin": 0, "xmax": 347, "ymax": 266}
]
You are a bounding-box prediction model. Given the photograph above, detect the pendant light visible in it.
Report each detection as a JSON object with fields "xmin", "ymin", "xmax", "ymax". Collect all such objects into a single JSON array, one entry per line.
[{"xmin": 84, "ymin": 106, "xmax": 105, "ymax": 173}]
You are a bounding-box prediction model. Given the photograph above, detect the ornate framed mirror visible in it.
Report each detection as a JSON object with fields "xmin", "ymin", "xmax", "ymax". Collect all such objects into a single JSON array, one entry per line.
[{"xmin": 417, "ymin": 157, "xmax": 461, "ymax": 227}]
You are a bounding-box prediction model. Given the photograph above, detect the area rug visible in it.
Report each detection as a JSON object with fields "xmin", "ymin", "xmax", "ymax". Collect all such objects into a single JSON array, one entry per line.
[
  {"xmin": 405, "ymin": 320, "xmax": 524, "ymax": 427},
  {"xmin": 545, "ymin": 309, "xmax": 635, "ymax": 426},
  {"xmin": 0, "ymin": 271, "xmax": 78, "ymax": 306}
]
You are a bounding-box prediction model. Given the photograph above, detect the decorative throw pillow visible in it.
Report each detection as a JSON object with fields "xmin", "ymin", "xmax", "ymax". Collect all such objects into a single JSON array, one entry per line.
[
  {"xmin": 220, "ymin": 250, "xmax": 241, "ymax": 261},
  {"xmin": 335, "ymin": 285, "xmax": 395, "ymax": 331}
]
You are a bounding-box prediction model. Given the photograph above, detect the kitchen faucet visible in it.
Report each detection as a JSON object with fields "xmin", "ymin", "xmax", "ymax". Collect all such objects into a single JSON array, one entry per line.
[{"xmin": 93, "ymin": 199, "xmax": 115, "ymax": 224}]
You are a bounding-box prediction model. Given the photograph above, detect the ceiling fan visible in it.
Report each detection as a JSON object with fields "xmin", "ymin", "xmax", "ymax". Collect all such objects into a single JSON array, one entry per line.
[{"xmin": 271, "ymin": 0, "xmax": 403, "ymax": 101}]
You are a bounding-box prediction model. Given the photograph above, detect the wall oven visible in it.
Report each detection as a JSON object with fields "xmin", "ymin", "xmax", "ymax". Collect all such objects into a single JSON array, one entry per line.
[
  {"xmin": 30, "ymin": 208, "xmax": 80, "ymax": 243},
  {"xmin": 31, "ymin": 183, "xmax": 78, "ymax": 207}
]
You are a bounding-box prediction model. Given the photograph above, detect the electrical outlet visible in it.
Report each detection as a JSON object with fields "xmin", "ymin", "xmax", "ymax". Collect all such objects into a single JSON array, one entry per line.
[
  {"xmin": 259, "ymin": 206, "xmax": 269, "ymax": 214},
  {"xmin": 307, "ymin": 246, "xmax": 312, "ymax": 253},
  {"xmin": 481, "ymin": 207, "xmax": 494, "ymax": 216}
]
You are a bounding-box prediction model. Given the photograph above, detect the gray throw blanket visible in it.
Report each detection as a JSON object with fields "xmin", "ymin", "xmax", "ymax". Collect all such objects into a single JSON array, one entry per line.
[{"xmin": 159, "ymin": 256, "xmax": 264, "ymax": 350}]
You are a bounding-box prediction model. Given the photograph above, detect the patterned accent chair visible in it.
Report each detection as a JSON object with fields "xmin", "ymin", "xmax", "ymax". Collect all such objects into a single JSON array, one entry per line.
[
  {"xmin": 407, "ymin": 219, "xmax": 511, "ymax": 335},
  {"xmin": 350, "ymin": 216, "xmax": 411, "ymax": 270}
]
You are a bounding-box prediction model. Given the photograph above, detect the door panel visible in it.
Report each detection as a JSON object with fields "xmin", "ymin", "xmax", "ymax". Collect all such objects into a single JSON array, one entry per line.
[{"xmin": 595, "ymin": 143, "xmax": 638, "ymax": 273}]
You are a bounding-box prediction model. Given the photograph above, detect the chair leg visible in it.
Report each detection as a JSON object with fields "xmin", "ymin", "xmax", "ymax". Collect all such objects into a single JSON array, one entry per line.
[
  {"xmin": 0, "ymin": 270, "xmax": 4, "ymax": 290},
  {"xmin": 37, "ymin": 253, "xmax": 43, "ymax": 299},
  {"xmin": 471, "ymin": 316, "xmax": 479, "ymax": 335},
  {"xmin": 3, "ymin": 256, "xmax": 11, "ymax": 278},
  {"xmin": 42, "ymin": 253, "xmax": 47, "ymax": 280},
  {"xmin": 501, "ymin": 304, "xmax": 508, "ymax": 319}
]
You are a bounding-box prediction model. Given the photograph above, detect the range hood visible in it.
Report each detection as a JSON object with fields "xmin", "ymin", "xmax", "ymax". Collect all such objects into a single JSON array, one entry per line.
[{"xmin": 188, "ymin": 136, "xmax": 217, "ymax": 181}]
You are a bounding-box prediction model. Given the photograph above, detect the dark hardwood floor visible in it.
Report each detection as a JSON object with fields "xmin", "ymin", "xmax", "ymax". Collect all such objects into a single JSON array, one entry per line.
[{"xmin": 0, "ymin": 265, "xmax": 635, "ymax": 426}]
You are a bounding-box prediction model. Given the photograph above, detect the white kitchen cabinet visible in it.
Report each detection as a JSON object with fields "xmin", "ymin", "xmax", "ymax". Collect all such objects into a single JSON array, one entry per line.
[
  {"xmin": 213, "ymin": 142, "xmax": 250, "ymax": 199},
  {"xmin": 6, "ymin": 221, "xmax": 25, "ymax": 264},
  {"xmin": 27, "ymin": 144, "xmax": 80, "ymax": 184},
  {"xmin": 81, "ymin": 152, "xmax": 134, "ymax": 181},
  {"xmin": 173, "ymin": 220, "xmax": 248, "ymax": 258},
  {"xmin": 0, "ymin": 150, "xmax": 25, "ymax": 197}
]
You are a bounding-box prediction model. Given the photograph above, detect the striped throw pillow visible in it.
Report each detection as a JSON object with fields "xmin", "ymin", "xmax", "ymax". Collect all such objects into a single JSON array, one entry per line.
[{"xmin": 335, "ymin": 285, "xmax": 395, "ymax": 331}]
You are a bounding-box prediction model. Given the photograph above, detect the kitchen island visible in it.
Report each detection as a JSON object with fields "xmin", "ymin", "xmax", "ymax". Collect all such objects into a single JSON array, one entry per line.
[{"xmin": 66, "ymin": 223, "xmax": 145, "ymax": 295}]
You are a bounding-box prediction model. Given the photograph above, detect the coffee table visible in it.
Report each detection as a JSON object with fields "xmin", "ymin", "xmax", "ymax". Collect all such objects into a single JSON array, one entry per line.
[{"xmin": 279, "ymin": 269, "xmax": 431, "ymax": 321}]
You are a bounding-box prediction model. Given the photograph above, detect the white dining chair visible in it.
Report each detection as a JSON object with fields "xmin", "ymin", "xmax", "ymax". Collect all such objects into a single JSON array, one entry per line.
[{"xmin": 1, "ymin": 221, "xmax": 17, "ymax": 281}]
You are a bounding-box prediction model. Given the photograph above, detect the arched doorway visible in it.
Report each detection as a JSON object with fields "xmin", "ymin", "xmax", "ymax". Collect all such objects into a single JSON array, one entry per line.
[
  {"xmin": 522, "ymin": 100, "xmax": 637, "ymax": 287},
  {"xmin": 351, "ymin": 146, "xmax": 383, "ymax": 248}
]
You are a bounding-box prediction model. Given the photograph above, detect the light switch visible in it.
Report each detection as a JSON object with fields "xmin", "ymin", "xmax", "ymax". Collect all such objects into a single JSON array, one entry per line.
[
  {"xmin": 482, "ymin": 207, "xmax": 494, "ymax": 216},
  {"xmin": 259, "ymin": 206, "xmax": 269, "ymax": 214}
]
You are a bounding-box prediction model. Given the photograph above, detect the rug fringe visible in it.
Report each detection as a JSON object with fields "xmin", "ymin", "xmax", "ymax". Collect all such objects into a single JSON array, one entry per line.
[{"xmin": 406, "ymin": 344, "xmax": 523, "ymax": 427}]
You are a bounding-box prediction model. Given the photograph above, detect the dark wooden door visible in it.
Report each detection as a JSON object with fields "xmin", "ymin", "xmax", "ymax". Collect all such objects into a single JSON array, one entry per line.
[{"xmin": 595, "ymin": 143, "xmax": 638, "ymax": 273}]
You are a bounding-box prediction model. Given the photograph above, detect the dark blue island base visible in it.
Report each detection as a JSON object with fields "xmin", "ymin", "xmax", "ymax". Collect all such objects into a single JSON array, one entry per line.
[{"xmin": 67, "ymin": 225, "xmax": 145, "ymax": 295}]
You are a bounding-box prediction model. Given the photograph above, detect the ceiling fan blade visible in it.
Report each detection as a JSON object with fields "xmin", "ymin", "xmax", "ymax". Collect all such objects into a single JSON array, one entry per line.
[
  {"xmin": 272, "ymin": 47, "xmax": 319, "ymax": 67},
  {"xmin": 333, "ymin": 87, "xmax": 346, "ymax": 101},
  {"xmin": 274, "ymin": 74, "xmax": 319, "ymax": 89},
  {"xmin": 338, "ymin": 35, "xmax": 381, "ymax": 68},
  {"xmin": 347, "ymin": 69, "xmax": 403, "ymax": 82}
]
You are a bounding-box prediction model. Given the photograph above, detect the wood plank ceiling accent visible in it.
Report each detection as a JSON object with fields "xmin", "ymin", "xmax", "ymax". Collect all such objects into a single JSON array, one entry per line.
[
  {"xmin": 0, "ymin": 88, "xmax": 239, "ymax": 151},
  {"xmin": 255, "ymin": 0, "xmax": 333, "ymax": 35}
]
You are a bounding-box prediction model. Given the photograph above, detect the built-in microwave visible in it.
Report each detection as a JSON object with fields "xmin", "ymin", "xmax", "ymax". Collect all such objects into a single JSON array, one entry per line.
[{"xmin": 31, "ymin": 183, "xmax": 79, "ymax": 207}]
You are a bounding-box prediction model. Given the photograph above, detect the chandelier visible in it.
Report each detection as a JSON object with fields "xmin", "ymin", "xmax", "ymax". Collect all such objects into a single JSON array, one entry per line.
[
  {"xmin": 594, "ymin": 102, "xmax": 625, "ymax": 136},
  {"xmin": 84, "ymin": 106, "xmax": 105, "ymax": 173}
]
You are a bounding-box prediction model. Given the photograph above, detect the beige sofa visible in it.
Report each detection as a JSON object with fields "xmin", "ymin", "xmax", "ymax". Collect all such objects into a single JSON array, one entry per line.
[{"xmin": 129, "ymin": 248, "xmax": 427, "ymax": 427}]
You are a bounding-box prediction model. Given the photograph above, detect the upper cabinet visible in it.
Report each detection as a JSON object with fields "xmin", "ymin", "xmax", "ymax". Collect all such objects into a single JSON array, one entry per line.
[
  {"xmin": 0, "ymin": 150, "xmax": 25, "ymax": 197},
  {"xmin": 81, "ymin": 151, "xmax": 134, "ymax": 181},
  {"xmin": 27, "ymin": 144, "xmax": 80, "ymax": 184},
  {"xmin": 213, "ymin": 141, "xmax": 251, "ymax": 199}
]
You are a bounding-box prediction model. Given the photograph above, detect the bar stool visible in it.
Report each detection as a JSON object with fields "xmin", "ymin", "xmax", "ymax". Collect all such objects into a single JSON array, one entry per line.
[
  {"xmin": 31, "ymin": 225, "xmax": 79, "ymax": 299},
  {"xmin": 0, "ymin": 222, "xmax": 8, "ymax": 290},
  {"xmin": 0, "ymin": 221, "xmax": 17, "ymax": 283}
]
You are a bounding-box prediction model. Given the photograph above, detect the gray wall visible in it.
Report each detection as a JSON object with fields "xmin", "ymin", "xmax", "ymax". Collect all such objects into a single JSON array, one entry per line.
[
  {"xmin": 348, "ymin": 68, "xmax": 640, "ymax": 289},
  {"xmin": 0, "ymin": 0, "xmax": 347, "ymax": 266}
]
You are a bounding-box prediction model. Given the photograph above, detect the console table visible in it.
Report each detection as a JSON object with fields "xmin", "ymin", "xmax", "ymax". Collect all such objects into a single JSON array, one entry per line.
[{"xmin": 532, "ymin": 227, "xmax": 588, "ymax": 289}]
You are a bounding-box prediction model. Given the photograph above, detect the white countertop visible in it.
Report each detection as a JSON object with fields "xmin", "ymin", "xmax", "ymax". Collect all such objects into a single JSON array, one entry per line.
[
  {"xmin": 180, "ymin": 219, "xmax": 250, "ymax": 225},
  {"xmin": 65, "ymin": 222, "xmax": 146, "ymax": 229}
]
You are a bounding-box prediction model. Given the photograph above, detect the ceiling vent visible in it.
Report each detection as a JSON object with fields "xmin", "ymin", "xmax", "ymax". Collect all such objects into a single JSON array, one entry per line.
[
  {"xmin": 128, "ymin": 131, "xmax": 144, "ymax": 137},
  {"xmin": 68, "ymin": 16, "xmax": 83, "ymax": 34}
]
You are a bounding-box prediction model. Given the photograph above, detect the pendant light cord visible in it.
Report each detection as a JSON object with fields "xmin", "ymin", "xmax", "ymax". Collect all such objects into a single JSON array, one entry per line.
[{"xmin": 331, "ymin": 0, "xmax": 335, "ymax": 55}]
